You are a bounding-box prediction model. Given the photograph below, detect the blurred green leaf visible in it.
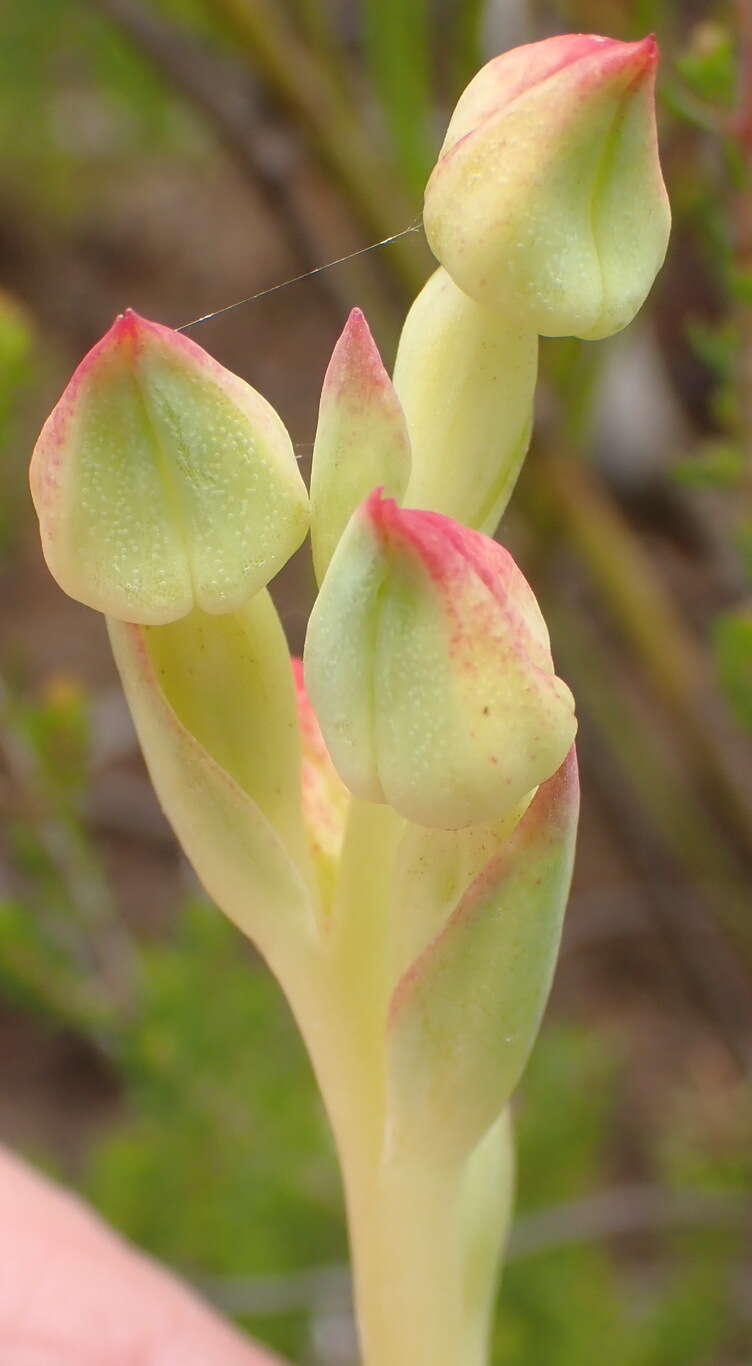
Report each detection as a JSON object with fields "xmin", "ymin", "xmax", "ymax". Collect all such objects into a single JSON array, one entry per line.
[
  {"xmin": 714, "ymin": 608, "xmax": 752, "ymax": 731},
  {"xmin": 672, "ymin": 439, "xmax": 742, "ymax": 488},
  {"xmin": 363, "ymin": 0, "xmax": 433, "ymax": 193},
  {"xmin": 675, "ymin": 22, "xmax": 735, "ymax": 107},
  {"xmin": 447, "ymin": 0, "xmax": 488, "ymax": 98}
]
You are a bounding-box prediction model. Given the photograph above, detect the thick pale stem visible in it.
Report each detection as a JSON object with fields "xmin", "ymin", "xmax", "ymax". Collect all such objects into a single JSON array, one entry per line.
[
  {"xmin": 282, "ymin": 799, "xmax": 512, "ymax": 1366},
  {"xmin": 342, "ymin": 1152, "xmax": 471, "ymax": 1366}
]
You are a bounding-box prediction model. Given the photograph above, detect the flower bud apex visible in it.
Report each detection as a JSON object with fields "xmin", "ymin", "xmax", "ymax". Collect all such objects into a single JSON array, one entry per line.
[
  {"xmin": 424, "ymin": 34, "xmax": 671, "ymax": 339},
  {"xmin": 310, "ymin": 308, "xmax": 411, "ymax": 584},
  {"xmin": 304, "ymin": 490, "xmax": 576, "ymax": 829},
  {"xmin": 30, "ymin": 310, "xmax": 309, "ymax": 624}
]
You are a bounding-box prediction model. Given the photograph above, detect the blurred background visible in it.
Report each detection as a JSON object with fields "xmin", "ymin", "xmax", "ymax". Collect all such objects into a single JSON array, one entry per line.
[{"xmin": 1, "ymin": 0, "xmax": 751, "ymax": 1361}]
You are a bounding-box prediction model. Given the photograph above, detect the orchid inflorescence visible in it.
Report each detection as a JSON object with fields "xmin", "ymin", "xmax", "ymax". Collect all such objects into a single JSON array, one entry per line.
[{"xmin": 30, "ymin": 33, "xmax": 669, "ymax": 1366}]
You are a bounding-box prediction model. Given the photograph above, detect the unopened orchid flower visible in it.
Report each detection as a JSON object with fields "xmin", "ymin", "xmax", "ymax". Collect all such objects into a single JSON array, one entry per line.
[
  {"xmin": 305, "ymin": 489, "xmax": 576, "ymax": 828},
  {"xmin": 31, "ymin": 310, "xmax": 309, "ymax": 623},
  {"xmin": 30, "ymin": 31, "xmax": 669, "ymax": 1366},
  {"xmin": 423, "ymin": 33, "xmax": 670, "ymax": 341}
]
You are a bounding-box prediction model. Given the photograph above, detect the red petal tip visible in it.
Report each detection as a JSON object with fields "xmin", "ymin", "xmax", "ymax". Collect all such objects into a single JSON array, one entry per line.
[
  {"xmin": 635, "ymin": 32, "xmax": 658, "ymax": 65},
  {"xmin": 106, "ymin": 307, "xmax": 153, "ymax": 351}
]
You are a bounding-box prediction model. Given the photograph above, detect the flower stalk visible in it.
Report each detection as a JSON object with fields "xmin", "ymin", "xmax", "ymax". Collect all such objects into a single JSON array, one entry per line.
[{"xmin": 30, "ymin": 31, "xmax": 670, "ymax": 1366}]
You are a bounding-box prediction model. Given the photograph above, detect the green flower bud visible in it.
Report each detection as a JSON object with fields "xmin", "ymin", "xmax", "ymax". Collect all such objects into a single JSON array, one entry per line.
[
  {"xmin": 31, "ymin": 311, "xmax": 309, "ymax": 624},
  {"xmin": 304, "ymin": 490, "xmax": 576, "ymax": 829},
  {"xmin": 311, "ymin": 308, "xmax": 411, "ymax": 584},
  {"xmin": 424, "ymin": 34, "xmax": 670, "ymax": 339}
]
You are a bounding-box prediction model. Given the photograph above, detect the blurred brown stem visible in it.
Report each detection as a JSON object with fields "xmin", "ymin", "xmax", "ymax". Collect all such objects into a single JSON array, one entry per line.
[
  {"xmin": 548, "ymin": 597, "xmax": 752, "ymax": 1064},
  {"xmin": 89, "ymin": 0, "xmax": 403, "ymax": 335},
  {"xmin": 732, "ymin": 0, "xmax": 752, "ymax": 490},
  {"xmin": 0, "ymin": 676, "xmax": 136, "ymax": 1014},
  {"xmin": 203, "ymin": 0, "xmax": 432, "ymax": 291},
  {"xmin": 538, "ymin": 450, "xmax": 752, "ymax": 869},
  {"xmin": 91, "ymin": 0, "xmax": 318, "ymax": 272}
]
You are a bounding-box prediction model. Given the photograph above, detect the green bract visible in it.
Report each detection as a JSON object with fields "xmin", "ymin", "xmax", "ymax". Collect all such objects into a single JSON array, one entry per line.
[{"xmin": 394, "ymin": 269, "xmax": 538, "ymax": 532}]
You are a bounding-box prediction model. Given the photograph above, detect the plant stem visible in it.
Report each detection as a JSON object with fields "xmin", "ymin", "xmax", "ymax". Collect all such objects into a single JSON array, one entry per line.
[
  {"xmin": 284, "ymin": 798, "xmax": 508, "ymax": 1366},
  {"xmin": 341, "ymin": 1149, "xmax": 471, "ymax": 1366}
]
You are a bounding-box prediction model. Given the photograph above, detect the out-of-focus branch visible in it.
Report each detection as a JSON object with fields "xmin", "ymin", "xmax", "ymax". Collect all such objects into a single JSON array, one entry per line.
[
  {"xmin": 0, "ymin": 675, "xmax": 136, "ymax": 1017},
  {"xmin": 92, "ymin": 0, "xmax": 316, "ymax": 265},
  {"xmin": 194, "ymin": 1183, "xmax": 747, "ymax": 1316},
  {"xmin": 731, "ymin": 0, "xmax": 752, "ymax": 494},
  {"xmin": 88, "ymin": 0, "xmax": 399, "ymax": 333},
  {"xmin": 538, "ymin": 451, "xmax": 752, "ymax": 870},
  {"xmin": 203, "ymin": 0, "xmax": 432, "ymax": 290},
  {"xmin": 284, "ymin": 0, "xmax": 355, "ymax": 99},
  {"xmin": 548, "ymin": 597, "xmax": 752, "ymax": 1066},
  {"xmin": 507, "ymin": 1183, "xmax": 748, "ymax": 1259}
]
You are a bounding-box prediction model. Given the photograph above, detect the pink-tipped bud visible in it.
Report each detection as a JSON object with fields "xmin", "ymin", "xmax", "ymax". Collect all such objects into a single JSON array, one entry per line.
[
  {"xmin": 31, "ymin": 311, "xmax": 309, "ymax": 624},
  {"xmin": 304, "ymin": 490, "xmax": 576, "ymax": 829},
  {"xmin": 310, "ymin": 308, "xmax": 411, "ymax": 584},
  {"xmin": 424, "ymin": 34, "xmax": 670, "ymax": 339}
]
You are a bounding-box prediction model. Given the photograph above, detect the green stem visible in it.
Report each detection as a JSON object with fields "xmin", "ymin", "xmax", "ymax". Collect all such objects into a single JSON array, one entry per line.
[
  {"xmin": 342, "ymin": 1150, "xmax": 471, "ymax": 1366},
  {"xmin": 284, "ymin": 797, "xmax": 508, "ymax": 1366}
]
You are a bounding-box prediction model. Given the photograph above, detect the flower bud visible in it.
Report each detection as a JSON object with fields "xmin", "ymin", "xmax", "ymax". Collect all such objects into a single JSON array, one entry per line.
[
  {"xmin": 424, "ymin": 34, "xmax": 671, "ymax": 339},
  {"xmin": 393, "ymin": 268, "xmax": 537, "ymax": 533},
  {"xmin": 30, "ymin": 310, "xmax": 309, "ymax": 624},
  {"xmin": 311, "ymin": 308, "xmax": 411, "ymax": 584},
  {"xmin": 304, "ymin": 490, "xmax": 576, "ymax": 829}
]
